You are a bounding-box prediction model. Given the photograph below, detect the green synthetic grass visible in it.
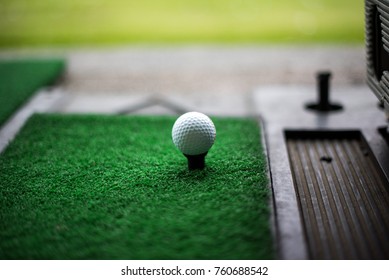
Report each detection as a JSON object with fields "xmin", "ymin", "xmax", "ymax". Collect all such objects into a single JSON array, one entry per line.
[
  {"xmin": 0, "ymin": 59, "xmax": 65, "ymax": 126},
  {"xmin": 0, "ymin": 114, "xmax": 273, "ymax": 260},
  {"xmin": 0, "ymin": 0, "xmax": 364, "ymax": 47}
]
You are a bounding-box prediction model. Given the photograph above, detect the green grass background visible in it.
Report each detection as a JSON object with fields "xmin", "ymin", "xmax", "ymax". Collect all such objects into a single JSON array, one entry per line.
[
  {"xmin": 0, "ymin": 0, "xmax": 364, "ymax": 47},
  {"xmin": 0, "ymin": 59, "xmax": 65, "ymax": 126},
  {"xmin": 0, "ymin": 114, "xmax": 273, "ymax": 259}
]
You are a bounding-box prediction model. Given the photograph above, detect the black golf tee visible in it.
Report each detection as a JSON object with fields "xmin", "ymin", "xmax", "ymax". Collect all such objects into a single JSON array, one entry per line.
[{"xmin": 184, "ymin": 152, "xmax": 208, "ymax": 170}]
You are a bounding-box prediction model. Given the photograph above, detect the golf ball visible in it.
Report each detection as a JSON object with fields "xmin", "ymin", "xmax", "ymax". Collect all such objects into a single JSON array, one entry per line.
[{"xmin": 172, "ymin": 112, "xmax": 216, "ymax": 156}]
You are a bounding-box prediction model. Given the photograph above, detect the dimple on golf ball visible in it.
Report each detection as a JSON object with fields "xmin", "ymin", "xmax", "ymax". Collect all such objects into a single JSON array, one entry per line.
[{"xmin": 172, "ymin": 112, "xmax": 216, "ymax": 156}]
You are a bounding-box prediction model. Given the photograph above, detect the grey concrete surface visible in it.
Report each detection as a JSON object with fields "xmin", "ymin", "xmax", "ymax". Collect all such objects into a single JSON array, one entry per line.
[
  {"xmin": 61, "ymin": 45, "xmax": 365, "ymax": 95},
  {"xmin": 0, "ymin": 45, "xmax": 366, "ymax": 116},
  {"xmin": 0, "ymin": 88, "xmax": 64, "ymax": 154}
]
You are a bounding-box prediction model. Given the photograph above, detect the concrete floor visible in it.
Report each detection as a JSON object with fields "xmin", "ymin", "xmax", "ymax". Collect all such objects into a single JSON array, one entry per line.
[{"xmin": 0, "ymin": 45, "xmax": 366, "ymax": 116}]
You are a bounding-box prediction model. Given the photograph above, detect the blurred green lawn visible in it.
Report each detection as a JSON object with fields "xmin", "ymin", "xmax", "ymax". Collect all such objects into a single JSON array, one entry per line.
[{"xmin": 0, "ymin": 0, "xmax": 364, "ymax": 47}]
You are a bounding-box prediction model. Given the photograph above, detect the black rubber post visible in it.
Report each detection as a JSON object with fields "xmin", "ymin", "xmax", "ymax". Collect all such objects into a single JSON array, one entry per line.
[
  {"xmin": 317, "ymin": 72, "xmax": 331, "ymax": 111},
  {"xmin": 305, "ymin": 71, "xmax": 343, "ymax": 112},
  {"xmin": 184, "ymin": 152, "xmax": 207, "ymax": 170}
]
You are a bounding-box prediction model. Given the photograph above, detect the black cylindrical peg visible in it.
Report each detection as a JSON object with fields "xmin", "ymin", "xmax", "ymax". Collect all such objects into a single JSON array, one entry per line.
[
  {"xmin": 184, "ymin": 152, "xmax": 207, "ymax": 170},
  {"xmin": 305, "ymin": 71, "xmax": 343, "ymax": 112},
  {"xmin": 317, "ymin": 72, "xmax": 331, "ymax": 111}
]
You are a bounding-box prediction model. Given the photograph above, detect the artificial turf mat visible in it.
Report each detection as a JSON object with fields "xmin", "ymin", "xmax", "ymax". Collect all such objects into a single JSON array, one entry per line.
[
  {"xmin": 0, "ymin": 59, "xmax": 65, "ymax": 126},
  {"xmin": 0, "ymin": 114, "xmax": 273, "ymax": 260}
]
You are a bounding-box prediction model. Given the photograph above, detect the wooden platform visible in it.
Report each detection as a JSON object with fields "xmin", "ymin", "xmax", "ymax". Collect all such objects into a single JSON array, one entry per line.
[
  {"xmin": 286, "ymin": 131, "xmax": 389, "ymax": 259},
  {"xmin": 254, "ymin": 85, "xmax": 389, "ymax": 259}
]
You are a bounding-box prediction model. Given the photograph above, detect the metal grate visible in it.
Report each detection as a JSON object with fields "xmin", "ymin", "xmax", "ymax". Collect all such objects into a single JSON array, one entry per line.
[
  {"xmin": 286, "ymin": 131, "xmax": 389, "ymax": 259},
  {"xmin": 365, "ymin": 0, "xmax": 389, "ymax": 107},
  {"xmin": 377, "ymin": 0, "xmax": 389, "ymax": 53}
]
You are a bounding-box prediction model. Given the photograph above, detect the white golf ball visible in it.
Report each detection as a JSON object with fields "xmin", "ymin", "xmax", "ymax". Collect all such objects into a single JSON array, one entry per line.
[{"xmin": 172, "ymin": 112, "xmax": 216, "ymax": 156}]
